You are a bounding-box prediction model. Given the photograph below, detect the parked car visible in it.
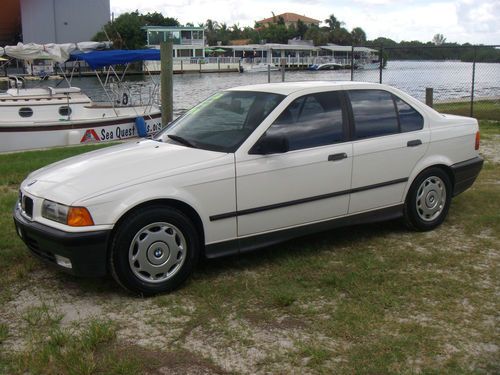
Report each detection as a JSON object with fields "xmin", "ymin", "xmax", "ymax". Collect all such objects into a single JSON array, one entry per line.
[{"xmin": 14, "ymin": 82, "xmax": 483, "ymax": 295}]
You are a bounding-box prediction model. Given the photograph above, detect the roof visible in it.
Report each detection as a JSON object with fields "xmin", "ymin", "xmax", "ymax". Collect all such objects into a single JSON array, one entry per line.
[
  {"xmin": 141, "ymin": 26, "xmax": 204, "ymax": 31},
  {"xmin": 321, "ymin": 45, "xmax": 378, "ymax": 53},
  {"xmin": 257, "ymin": 12, "xmax": 320, "ymax": 25},
  {"xmin": 222, "ymin": 43, "xmax": 320, "ymax": 51},
  {"xmin": 228, "ymin": 81, "xmax": 379, "ymax": 96}
]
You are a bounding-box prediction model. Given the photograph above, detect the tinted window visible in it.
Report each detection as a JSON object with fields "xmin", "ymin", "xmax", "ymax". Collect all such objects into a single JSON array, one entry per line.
[
  {"xmin": 266, "ymin": 91, "xmax": 345, "ymax": 151},
  {"xmin": 160, "ymin": 91, "xmax": 284, "ymax": 152},
  {"xmin": 395, "ymin": 97, "xmax": 424, "ymax": 132},
  {"xmin": 349, "ymin": 90, "xmax": 399, "ymax": 139}
]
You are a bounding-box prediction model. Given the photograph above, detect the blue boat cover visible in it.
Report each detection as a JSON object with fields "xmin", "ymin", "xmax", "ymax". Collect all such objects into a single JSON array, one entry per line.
[{"xmin": 69, "ymin": 49, "xmax": 161, "ymax": 69}]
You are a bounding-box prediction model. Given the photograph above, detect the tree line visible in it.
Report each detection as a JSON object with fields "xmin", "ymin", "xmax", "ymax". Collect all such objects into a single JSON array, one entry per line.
[{"xmin": 93, "ymin": 11, "xmax": 500, "ymax": 62}]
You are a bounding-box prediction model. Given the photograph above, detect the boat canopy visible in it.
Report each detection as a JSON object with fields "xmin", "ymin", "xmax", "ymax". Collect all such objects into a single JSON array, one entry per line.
[
  {"xmin": 2, "ymin": 42, "xmax": 112, "ymax": 63},
  {"xmin": 69, "ymin": 49, "xmax": 161, "ymax": 69}
]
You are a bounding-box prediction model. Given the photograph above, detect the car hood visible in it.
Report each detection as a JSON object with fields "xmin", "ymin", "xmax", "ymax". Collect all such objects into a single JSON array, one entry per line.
[{"xmin": 22, "ymin": 140, "xmax": 228, "ymax": 204}]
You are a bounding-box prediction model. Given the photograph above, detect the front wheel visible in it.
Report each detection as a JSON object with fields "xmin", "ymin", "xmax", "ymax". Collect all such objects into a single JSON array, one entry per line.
[
  {"xmin": 109, "ymin": 206, "xmax": 200, "ymax": 295},
  {"xmin": 404, "ymin": 168, "xmax": 452, "ymax": 231}
]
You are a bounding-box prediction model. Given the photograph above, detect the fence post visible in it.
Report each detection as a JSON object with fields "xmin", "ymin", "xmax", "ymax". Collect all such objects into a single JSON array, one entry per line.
[
  {"xmin": 350, "ymin": 45, "xmax": 354, "ymax": 81},
  {"xmin": 268, "ymin": 64, "xmax": 271, "ymax": 83},
  {"xmin": 425, "ymin": 88, "xmax": 434, "ymax": 108},
  {"xmin": 379, "ymin": 46, "xmax": 383, "ymax": 84},
  {"xmin": 471, "ymin": 46, "xmax": 477, "ymax": 118},
  {"xmin": 281, "ymin": 58, "xmax": 286, "ymax": 82}
]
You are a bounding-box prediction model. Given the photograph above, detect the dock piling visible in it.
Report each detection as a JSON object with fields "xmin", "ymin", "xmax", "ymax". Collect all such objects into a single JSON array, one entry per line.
[{"xmin": 160, "ymin": 40, "xmax": 173, "ymax": 125}]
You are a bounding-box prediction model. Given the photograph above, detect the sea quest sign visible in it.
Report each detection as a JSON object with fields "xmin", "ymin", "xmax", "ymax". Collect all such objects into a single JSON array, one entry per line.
[{"xmin": 80, "ymin": 120, "xmax": 163, "ymax": 143}]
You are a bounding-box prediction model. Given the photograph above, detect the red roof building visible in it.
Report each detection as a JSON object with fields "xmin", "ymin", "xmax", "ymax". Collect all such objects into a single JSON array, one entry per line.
[{"xmin": 256, "ymin": 12, "xmax": 320, "ymax": 29}]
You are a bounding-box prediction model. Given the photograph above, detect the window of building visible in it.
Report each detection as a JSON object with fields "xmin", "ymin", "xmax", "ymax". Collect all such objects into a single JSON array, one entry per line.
[{"xmin": 266, "ymin": 91, "xmax": 346, "ymax": 151}]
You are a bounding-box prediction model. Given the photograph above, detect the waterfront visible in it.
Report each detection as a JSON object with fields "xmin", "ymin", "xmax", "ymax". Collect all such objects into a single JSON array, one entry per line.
[{"xmin": 23, "ymin": 60, "xmax": 500, "ymax": 117}]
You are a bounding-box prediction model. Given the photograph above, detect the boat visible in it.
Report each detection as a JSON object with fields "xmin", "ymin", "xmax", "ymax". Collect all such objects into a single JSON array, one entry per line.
[
  {"xmin": 0, "ymin": 44, "xmax": 162, "ymax": 153},
  {"xmin": 308, "ymin": 62, "xmax": 344, "ymax": 71},
  {"xmin": 357, "ymin": 61, "xmax": 380, "ymax": 70},
  {"xmin": 243, "ymin": 62, "xmax": 279, "ymax": 73}
]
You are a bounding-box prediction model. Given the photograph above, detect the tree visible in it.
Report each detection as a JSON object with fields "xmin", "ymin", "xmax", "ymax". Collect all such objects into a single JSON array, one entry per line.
[
  {"xmin": 93, "ymin": 11, "xmax": 179, "ymax": 49},
  {"xmin": 296, "ymin": 19, "xmax": 308, "ymax": 39},
  {"xmin": 142, "ymin": 12, "xmax": 178, "ymax": 27},
  {"xmin": 432, "ymin": 33, "xmax": 447, "ymax": 45},
  {"xmin": 324, "ymin": 14, "xmax": 343, "ymax": 31},
  {"xmin": 351, "ymin": 27, "xmax": 367, "ymax": 45}
]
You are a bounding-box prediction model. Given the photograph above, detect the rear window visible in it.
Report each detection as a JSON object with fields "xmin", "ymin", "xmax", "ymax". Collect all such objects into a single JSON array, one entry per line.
[{"xmin": 395, "ymin": 97, "xmax": 424, "ymax": 132}]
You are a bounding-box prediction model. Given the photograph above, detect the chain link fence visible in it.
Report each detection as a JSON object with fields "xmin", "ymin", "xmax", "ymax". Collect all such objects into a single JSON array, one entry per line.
[{"xmin": 351, "ymin": 45, "xmax": 500, "ymax": 118}]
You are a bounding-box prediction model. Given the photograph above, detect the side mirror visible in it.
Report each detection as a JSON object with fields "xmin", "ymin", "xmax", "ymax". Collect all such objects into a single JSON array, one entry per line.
[{"xmin": 249, "ymin": 134, "xmax": 289, "ymax": 155}]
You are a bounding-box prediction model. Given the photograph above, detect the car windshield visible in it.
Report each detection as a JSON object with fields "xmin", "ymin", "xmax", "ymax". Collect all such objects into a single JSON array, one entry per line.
[{"xmin": 155, "ymin": 91, "xmax": 285, "ymax": 152}]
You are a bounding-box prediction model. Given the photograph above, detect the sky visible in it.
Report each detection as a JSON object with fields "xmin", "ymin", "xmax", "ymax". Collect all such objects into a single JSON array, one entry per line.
[{"xmin": 109, "ymin": 0, "xmax": 499, "ymax": 45}]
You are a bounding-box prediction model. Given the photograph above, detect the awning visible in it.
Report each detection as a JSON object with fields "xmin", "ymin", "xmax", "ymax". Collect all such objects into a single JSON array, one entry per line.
[{"xmin": 70, "ymin": 49, "xmax": 161, "ymax": 69}]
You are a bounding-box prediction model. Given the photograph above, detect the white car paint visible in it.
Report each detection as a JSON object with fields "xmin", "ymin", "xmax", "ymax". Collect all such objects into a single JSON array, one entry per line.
[{"xmin": 18, "ymin": 81, "xmax": 481, "ymax": 249}]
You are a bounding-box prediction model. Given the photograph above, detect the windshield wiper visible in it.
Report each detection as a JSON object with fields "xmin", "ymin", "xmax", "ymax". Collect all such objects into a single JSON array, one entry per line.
[{"xmin": 167, "ymin": 134, "xmax": 197, "ymax": 148}]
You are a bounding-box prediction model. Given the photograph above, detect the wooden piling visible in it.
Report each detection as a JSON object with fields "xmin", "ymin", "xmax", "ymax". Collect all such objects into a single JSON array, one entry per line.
[
  {"xmin": 425, "ymin": 88, "xmax": 434, "ymax": 108},
  {"xmin": 160, "ymin": 41, "xmax": 173, "ymax": 125}
]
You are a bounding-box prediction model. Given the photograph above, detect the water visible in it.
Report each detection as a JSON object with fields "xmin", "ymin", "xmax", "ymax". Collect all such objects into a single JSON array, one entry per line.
[{"xmin": 27, "ymin": 60, "xmax": 500, "ymax": 115}]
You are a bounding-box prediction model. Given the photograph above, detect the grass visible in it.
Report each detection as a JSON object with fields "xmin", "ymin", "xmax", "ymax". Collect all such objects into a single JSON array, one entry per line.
[
  {"xmin": 0, "ymin": 109, "xmax": 498, "ymax": 374},
  {"xmin": 435, "ymin": 100, "xmax": 500, "ymax": 121}
]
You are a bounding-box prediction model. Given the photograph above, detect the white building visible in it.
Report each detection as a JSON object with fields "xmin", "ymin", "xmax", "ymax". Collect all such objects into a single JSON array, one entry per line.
[{"xmin": 20, "ymin": 0, "xmax": 110, "ymax": 43}]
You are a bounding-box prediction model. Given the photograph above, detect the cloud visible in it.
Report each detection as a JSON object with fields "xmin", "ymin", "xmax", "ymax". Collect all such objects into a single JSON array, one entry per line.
[{"xmin": 109, "ymin": 0, "xmax": 499, "ymax": 44}]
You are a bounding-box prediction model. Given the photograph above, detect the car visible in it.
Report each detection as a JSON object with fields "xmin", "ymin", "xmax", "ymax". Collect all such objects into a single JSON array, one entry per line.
[{"xmin": 13, "ymin": 81, "xmax": 483, "ymax": 295}]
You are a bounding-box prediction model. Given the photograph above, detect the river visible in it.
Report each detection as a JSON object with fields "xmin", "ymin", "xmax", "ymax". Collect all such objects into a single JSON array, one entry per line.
[{"xmin": 28, "ymin": 60, "xmax": 500, "ymax": 116}]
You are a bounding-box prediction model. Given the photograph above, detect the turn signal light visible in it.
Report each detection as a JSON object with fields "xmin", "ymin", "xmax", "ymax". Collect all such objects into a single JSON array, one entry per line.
[
  {"xmin": 475, "ymin": 131, "xmax": 480, "ymax": 150},
  {"xmin": 67, "ymin": 207, "xmax": 94, "ymax": 227}
]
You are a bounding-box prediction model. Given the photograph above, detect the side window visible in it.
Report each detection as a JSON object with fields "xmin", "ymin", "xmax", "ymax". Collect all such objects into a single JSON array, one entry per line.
[
  {"xmin": 266, "ymin": 91, "xmax": 345, "ymax": 151},
  {"xmin": 349, "ymin": 90, "xmax": 399, "ymax": 139},
  {"xmin": 395, "ymin": 97, "xmax": 424, "ymax": 132}
]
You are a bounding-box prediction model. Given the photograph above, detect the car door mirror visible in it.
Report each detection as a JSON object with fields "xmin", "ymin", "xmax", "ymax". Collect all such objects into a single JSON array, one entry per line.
[{"xmin": 249, "ymin": 134, "xmax": 289, "ymax": 155}]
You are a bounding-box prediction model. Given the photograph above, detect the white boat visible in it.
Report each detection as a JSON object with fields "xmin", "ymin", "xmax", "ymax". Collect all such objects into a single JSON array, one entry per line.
[
  {"xmin": 243, "ymin": 63, "xmax": 279, "ymax": 73},
  {"xmin": 0, "ymin": 43, "xmax": 162, "ymax": 153},
  {"xmin": 308, "ymin": 62, "xmax": 344, "ymax": 71}
]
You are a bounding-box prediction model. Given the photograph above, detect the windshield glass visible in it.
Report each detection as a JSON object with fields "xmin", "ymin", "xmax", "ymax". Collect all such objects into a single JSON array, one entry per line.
[{"xmin": 156, "ymin": 91, "xmax": 285, "ymax": 152}]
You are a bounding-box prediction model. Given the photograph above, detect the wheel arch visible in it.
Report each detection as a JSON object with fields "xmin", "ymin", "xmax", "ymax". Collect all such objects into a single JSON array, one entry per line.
[
  {"xmin": 405, "ymin": 163, "xmax": 454, "ymax": 202},
  {"xmin": 108, "ymin": 198, "xmax": 205, "ymax": 256}
]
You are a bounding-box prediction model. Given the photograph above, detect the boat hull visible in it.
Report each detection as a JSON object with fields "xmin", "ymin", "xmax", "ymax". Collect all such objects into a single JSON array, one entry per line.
[{"xmin": 0, "ymin": 112, "xmax": 162, "ymax": 153}]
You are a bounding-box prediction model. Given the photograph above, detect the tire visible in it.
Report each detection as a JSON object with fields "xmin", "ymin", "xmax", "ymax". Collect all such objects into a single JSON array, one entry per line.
[
  {"xmin": 109, "ymin": 206, "xmax": 200, "ymax": 296},
  {"xmin": 404, "ymin": 167, "xmax": 452, "ymax": 231}
]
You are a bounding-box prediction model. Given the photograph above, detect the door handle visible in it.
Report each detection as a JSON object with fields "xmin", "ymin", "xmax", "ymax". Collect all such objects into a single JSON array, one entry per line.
[
  {"xmin": 407, "ymin": 139, "xmax": 422, "ymax": 147},
  {"xmin": 328, "ymin": 153, "xmax": 348, "ymax": 161}
]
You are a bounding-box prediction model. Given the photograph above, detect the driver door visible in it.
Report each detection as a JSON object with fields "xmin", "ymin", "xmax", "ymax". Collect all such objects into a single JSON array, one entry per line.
[{"xmin": 235, "ymin": 91, "xmax": 353, "ymax": 237}]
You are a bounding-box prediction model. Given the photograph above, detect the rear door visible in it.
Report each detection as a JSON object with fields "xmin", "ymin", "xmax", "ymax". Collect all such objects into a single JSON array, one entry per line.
[{"xmin": 347, "ymin": 89, "xmax": 429, "ymax": 213}]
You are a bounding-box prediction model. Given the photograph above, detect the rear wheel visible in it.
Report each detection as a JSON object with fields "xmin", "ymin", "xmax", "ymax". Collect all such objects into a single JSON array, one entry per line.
[
  {"xmin": 404, "ymin": 168, "xmax": 452, "ymax": 231},
  {"xmin": 109, "ymin": 206, "xmax": 200, "ymax": 295}
]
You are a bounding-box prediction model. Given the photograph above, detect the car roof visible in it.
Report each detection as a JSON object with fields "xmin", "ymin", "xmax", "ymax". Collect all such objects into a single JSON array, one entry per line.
[{"xmin": 228, "ymin": 81, "xmax": 383, "ymax": 96}]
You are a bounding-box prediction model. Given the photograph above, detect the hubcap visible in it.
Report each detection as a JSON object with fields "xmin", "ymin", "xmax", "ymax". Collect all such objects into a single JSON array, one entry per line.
[
  {"xmin": 128, "ymin": 222, "xmax": 187, "ymax": 283},
  {"xmin": 416, "ymin": 176, "xmax": 446, "ymax": 222}
]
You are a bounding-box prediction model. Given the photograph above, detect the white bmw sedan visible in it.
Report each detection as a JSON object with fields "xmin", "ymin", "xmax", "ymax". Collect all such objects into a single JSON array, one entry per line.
[{"xmin": 14, "ymin": 82, "xmax": 483, "ymax": 295}]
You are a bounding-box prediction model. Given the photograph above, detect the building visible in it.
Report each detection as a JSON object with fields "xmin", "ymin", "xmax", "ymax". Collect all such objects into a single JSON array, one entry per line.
[
  {"xmin": 256, "ymin": 13, "xmax": 320, "ymax": 29},
  {"xmin": 143, "ymin": 26, "xmax": 206, "ymax": 57},
  {"xmin": 0, "ymin": 0, "xmax": 21, "ymax": 45},
  {"xmin": 20, "ymin": 0, "xmax": 110, "ymax": 43}
]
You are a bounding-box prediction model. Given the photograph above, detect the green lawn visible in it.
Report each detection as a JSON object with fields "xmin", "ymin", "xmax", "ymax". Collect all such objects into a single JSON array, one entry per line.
[{"xmin": 0, "ymin": 111, "xmax": 498, "ymax": 374}]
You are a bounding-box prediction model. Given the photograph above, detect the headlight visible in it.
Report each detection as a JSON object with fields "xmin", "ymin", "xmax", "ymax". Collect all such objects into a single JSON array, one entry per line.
[
  {"xmin": 42, "ymin": 200, "xmax": 94, "ymax": 226},
  {"xmin": 42, "ymin": 200, "xmax": 69, "ymax": 224}
]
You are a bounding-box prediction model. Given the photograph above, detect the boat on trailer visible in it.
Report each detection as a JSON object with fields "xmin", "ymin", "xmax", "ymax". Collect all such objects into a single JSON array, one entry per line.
[{"xmin": 0, "ymin": 44, "xmax": 162, "ymax": 153}]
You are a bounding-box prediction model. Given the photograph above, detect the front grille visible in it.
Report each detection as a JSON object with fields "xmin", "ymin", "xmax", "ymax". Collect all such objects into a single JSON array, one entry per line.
[{"xmin": 19, "ymin": 194, "xmax": 33, "ymax": 219}]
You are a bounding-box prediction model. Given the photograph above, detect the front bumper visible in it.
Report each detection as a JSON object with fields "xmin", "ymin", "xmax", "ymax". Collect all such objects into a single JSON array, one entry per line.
[
  {"xmin": 13, "ymin": 206, "xmax": 110, "ymax": 277},
  {"xmin": 451, "ymin": 156, "xmax": 484, "ymax": 197}
]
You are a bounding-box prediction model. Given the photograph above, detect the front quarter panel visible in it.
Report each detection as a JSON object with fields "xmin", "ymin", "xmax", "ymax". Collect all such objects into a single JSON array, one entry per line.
[{"xmin": 77, "ymin": 154, "xmax": 237, "ymax": 244}]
